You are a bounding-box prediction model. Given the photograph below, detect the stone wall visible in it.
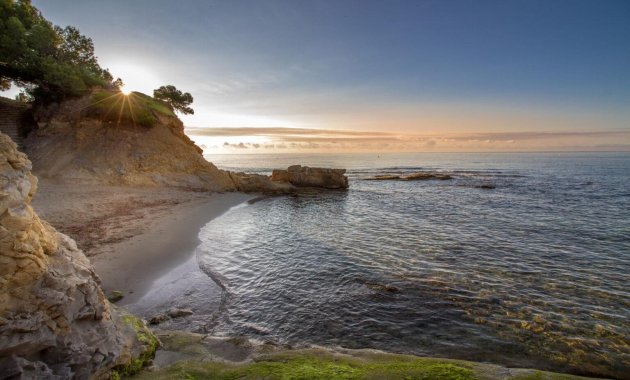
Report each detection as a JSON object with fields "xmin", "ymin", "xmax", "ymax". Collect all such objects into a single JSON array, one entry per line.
[{"xmin": 0, "ymin": 97, "xmax": 34, "ymax": 149}]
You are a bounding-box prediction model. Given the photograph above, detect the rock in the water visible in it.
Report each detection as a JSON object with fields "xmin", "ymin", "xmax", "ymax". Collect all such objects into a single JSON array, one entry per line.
[
  {"xmin": 167, "ymin": 308, "xmax": 194, "ymax": 318},
  {"xmin": 0, "ymin": 133, "xmax": 158, "ymax": 379},
  {"xmin": 228, "ymin": 171, "xmax": 296, "ymax": 194},
  {"xmin": 271, "ymin": 165, "xmax": 348, "ymax": 189},
  {"xmin": 229, "ymin": 165, "xmax": 348, "ymax": 193},
  {"xmin": 107, "ymin": 290, "xmax": 125, "ymax": 303}
]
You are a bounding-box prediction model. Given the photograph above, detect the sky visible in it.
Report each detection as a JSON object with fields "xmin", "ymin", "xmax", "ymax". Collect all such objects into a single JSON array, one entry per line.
[{"xmin": 11, "ymin": 1, "xmax": 630, "ymax": 152}]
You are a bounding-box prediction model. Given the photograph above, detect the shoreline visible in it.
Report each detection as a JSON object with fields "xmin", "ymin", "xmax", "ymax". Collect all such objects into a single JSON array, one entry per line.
[
  {"xmin": 92, "ymin": 192, "xmax": 252, "ymax": 305},
  {"xmin": 32, "ymin": 180, "xmax": 252, "ymax": 304}
]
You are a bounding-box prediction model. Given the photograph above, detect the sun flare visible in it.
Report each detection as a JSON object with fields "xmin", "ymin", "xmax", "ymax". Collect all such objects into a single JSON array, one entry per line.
[
  {"xmin": 105, "ymin": 62, "xmax": 161, "ymax": 96},
  {"xmin": 120, "ymin": 86, "xmax": 131, "ymax": 95}
]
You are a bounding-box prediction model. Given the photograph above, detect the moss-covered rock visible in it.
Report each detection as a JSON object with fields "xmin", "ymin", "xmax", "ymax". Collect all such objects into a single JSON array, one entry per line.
[
  {"xmin": 110, "ymin": 314, "xmax": 160, "ymax": 379},
  {"xmin": 129, "ymin": 333, "xmax": 599, "ymax": 380},
  {"xmin": 132, "ymin": 349, "xmax": 476, "ymax": 380}
]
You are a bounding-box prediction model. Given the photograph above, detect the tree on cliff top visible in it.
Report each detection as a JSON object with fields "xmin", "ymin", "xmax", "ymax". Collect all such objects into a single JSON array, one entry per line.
[
  {"xmin": 153, "ymin": 85, "xmax": 194, "ymax": 115},
  {"xmin": 0, "ymin": 0, "xmax": 113, "ymax": 102}
]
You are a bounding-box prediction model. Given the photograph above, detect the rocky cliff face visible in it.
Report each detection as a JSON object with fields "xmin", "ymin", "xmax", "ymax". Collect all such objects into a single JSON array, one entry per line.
[
  {"xmin": 0, "ymin": 133, "xmax": 157, "ymax": 379},
  {"xmin": 25, "ymin": 95, "xmax": 236, "ymax": 191}
]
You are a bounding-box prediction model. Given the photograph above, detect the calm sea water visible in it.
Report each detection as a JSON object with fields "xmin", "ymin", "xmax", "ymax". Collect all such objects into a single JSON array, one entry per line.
[{"xmin": 198, "ymin": 152, "xmax": 630, "ymax": 378}]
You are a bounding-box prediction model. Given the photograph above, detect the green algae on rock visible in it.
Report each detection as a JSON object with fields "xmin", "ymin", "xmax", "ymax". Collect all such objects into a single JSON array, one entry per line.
[
  {"xmin": 131, "ymin": 331, "xmax": 602, "ymax": 380},
  {"xmin": 110, "ymin": 314, "xmax": 161, "ymax": 379}
]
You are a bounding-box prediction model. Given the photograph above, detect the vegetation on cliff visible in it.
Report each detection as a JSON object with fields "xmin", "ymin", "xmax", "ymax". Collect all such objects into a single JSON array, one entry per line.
[
  {"xmin": 0, "ymin": 0, "xmax": 113, "ymax": 101},
  {"xmin": 88, "ymin": 90, "xmax": 176, "ymax": 128},
  {"xmin": 153, "ymin": 85, "xmax": 195, "ymax": 115},
  {"xmin": 1, "ymin": 0, "xmax": 195, "ymax": 115}
]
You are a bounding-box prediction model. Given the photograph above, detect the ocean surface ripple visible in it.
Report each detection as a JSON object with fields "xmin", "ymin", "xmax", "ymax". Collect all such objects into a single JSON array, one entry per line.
[{"xmin": 198, "ymin": 152, "xmax": 630, "ymax": 379}]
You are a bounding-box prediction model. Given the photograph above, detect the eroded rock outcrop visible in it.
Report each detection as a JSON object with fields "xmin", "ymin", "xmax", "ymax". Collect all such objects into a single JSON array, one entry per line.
[
  {"xmin": 271, "ymin": 165, "xmax": 348, "ymax": 189},
  {"xmin": 0, "ymin": 133, "xmax": 157, "ymax": 379}
]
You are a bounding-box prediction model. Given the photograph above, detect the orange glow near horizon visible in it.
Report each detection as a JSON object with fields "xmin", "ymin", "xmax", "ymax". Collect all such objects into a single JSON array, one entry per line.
[{"xmin": 185, "ymin": 126, "xmax": 630, "ymax": 154}]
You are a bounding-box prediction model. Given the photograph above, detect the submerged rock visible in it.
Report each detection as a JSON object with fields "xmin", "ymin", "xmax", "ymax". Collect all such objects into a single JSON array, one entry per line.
[
  {"xmin": 366, "ymin": 172, "xmax": 452, "ymax": 181},
  {"xmin": 149, "ymin": 314, "xmax": 170, "ymax": 325},
  {"xmin": 0, "ymin": 133, "xmax": 158, "ymax": 379},
  {"xmin": 271, "ymin": 165, "xmax": 349, "ymax": 189}
]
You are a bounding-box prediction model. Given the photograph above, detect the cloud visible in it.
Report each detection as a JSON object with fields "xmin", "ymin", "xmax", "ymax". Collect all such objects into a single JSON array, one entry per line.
[
  {"xmin": 188, "ymin": 127, "xmax": 392, "ymax": 138},
  {"xmin": 223, "ymin": 141, "xmax": 249, "ymax": 149},
  {"xmin": 191, "ymin": 127, "xmax": 630, "ymax": 141},
  {"xmin": 195, "ymin": 127, "xmax": 630, "ymax": 152}
]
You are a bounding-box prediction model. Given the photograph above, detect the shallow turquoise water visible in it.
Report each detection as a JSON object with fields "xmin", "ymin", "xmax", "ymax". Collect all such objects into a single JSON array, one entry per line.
[{"xmin": 199, "ymin": 152, "xmax": 630, "ymax": 379}]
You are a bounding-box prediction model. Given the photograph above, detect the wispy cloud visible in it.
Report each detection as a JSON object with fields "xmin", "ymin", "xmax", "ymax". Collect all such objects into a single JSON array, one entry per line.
[
  {"xmin": 187, "ymin": 127, "xmax": 630, "ymax": 152},
  {"xmin": 186, "ymin": 127, "xmax": 391, "ymax": 137}
]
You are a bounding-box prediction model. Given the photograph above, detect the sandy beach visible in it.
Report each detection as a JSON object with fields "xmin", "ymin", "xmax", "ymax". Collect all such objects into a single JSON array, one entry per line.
[{"xmin": 32, "ymin": 179, "xmax": 252, "ymax": 304}]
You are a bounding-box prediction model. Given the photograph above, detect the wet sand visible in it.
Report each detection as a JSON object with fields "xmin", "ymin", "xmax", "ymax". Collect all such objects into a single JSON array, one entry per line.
[{"xmin": 32, "ymin": 179, "xmax": 252, "ymax": 304}]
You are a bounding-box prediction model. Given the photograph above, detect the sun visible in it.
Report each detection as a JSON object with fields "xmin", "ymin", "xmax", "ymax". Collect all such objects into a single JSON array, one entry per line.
[
  {"xmin": 120, "ymin": 86, "xmax": 132, "ymax": 95},
  {"xmin": 104, "ymin": 61, "xmax": 161, "ymax": 95}
]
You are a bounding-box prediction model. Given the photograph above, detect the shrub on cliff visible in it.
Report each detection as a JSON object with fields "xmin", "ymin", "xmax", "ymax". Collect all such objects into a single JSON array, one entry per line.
[
  {"xmin": 0, "ymin": 0, "xmax": 113, "ymax": 102},
  {"xmin": 87, "ymin": 90, "xmax": 175, "ymax": 127},
  {"xmin": 153, "ymin": 85, "xmax": 194, "ymax": 115}
]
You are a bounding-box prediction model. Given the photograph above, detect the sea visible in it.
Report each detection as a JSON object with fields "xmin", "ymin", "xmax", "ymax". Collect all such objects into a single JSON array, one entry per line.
[{"xmin": 168, "ymin": 153, "xmax": 630, "ymax": 378}]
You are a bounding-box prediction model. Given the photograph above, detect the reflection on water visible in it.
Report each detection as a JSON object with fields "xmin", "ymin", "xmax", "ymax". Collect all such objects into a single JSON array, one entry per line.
[{"xmin": 197, "ymin": 153, "xmax": 630, "ymax": 379}]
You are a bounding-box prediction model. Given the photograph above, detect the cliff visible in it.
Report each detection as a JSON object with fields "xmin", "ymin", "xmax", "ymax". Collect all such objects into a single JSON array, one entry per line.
[
  {"xmin": 25, "ymin": 91, "xmax": 236, "ymax": 191},
  {"xmin": 0, "ymin": 133, "xmax": 158, "ymax": 379}
]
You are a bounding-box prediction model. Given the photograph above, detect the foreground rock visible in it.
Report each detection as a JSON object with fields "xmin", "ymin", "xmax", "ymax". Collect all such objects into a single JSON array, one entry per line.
[
  {"xmin": 272, "ymin": 165, "xmax": 348, "ymax": 189},
  {"xmin": 366, "ymin": 172, "xmax": 453, "ymax": 181},
  {"xmin": 0, "ymin": 133, "xmax": 158, "ymax": 379}
]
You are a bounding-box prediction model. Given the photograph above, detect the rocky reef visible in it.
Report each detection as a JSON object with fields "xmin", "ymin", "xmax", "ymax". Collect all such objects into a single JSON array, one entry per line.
[
  {"xmin": 271, "ymin": 165, "xmax": 348, "ymax": 189},
  {"xmin": 0, "ymin": 133, "xmax": 157, "ymax": 379},
  {"xmin": 366, "ymin": 172, "xmax": 453, "ymax": 181}
]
